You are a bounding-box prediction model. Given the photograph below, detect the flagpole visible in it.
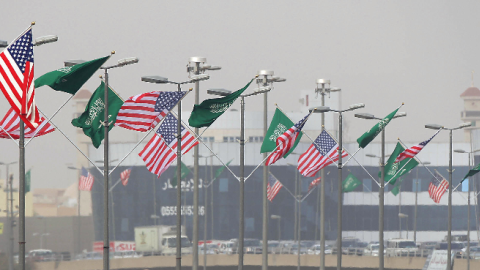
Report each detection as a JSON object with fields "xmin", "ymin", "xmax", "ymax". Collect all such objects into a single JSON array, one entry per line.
[
  {"xmin": 379, "ymin": 128, "xmax": 385, "ymax": 270},
  {"xmin": 19, "ymin": 119, "xmax": 26, "ymax": 270},
  {"xmin": 176, "ymin": 83, "xmax": 183, "ymax": 270},
  {"xmin": 102, "ymin": 67, "xmax": 110, "ymax": 270},
  {"xmin": 238, "ymin": 96, "xmax": 246, "ymax": 270}
]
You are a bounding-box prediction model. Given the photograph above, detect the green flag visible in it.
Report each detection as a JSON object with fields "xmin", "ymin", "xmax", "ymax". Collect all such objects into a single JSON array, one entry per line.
[
  {"xmin": 462, "ymin": 163, "xmax": 480, "ymax": 183},
  {"xmin": 214, "ymin": 160, "xmax": 233, "ymax": 180},
  {"xmin": 171, "ymin": 162, "xmax": 191, "ymax": 187},
  {"xmin": 71, "ymin": 81, "xmax": 123, "ymax": 148},
  {"xmin": 35, "ymin": 56, "xmax": 110, "ymax": 95},
  {"xmin": 381, "ymin": 142, "xmax": 419, "ymax": 186},
  {"xmin": 357, "ymin": 108, "xmax": 400, "ymax": 148},
  {"xmin": 25, "ymin": 169, "xmax": 31, "ymax": 195},
  {"xmin": 342, "ymin": 173, "xmax": 361, "ymax": 192},
  {"xmin": 390, "ymin": 177, "xmax": 404, "ymax": 196},
  {"xmin": 188, "ymin": 79, "xmax": 254, "ymax": 128},
  {"xmin": 260, "ymin": 108, "xmax": 303, "ymax": 158}
]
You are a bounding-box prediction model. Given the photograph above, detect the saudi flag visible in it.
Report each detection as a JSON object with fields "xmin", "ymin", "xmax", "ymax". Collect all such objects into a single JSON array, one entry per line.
[
  {"xmin": 171, "ymin": 161, "xmax": 191, "ymax": 187},
  {"xmin": 188, "ymin": 79, "xmax": 254, "ymax": 128},
  {"xmin": 381, "ymin": 142, "xmax": 418, "ymax": 185},
  {"xmin": 357, "ymin": 108, "xmax": 399, "ymax": 148},
  {"xmin": 71, "ymin": 81, "xmax": 123, "ymax": 148},
  {"xmin": 35, "ymin": 56, "xmax": 110, "ymax": 95},
  {"xmin": 390, "ymin": 177, "xmax": 404, "ymax": 196},
  {"xmin": 462, "ymin": 163, "xmax": 480, "ymax": 183},
  {"xmin": 214, "ymin": 160, "xmax": 233, "ymax": 180},
  {"xmin": 342, "ymin": 173, "xmax": 361, "ymax": 192},
  {"xmin": 25, "ymin": 169, "xmax": 31, "ymax": 195},
  {"xmin": 261, "ymin": 108, "xmax": 302, "ymax": 158}
]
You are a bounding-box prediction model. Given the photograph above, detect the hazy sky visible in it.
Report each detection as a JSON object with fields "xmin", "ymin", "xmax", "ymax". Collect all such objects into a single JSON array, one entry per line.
[{"xmin": 1, "ymin": 1, "xmax": 480, "ymax": 189}]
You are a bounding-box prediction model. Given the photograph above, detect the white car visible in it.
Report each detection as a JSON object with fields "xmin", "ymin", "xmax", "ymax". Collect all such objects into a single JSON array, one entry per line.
[
  {"xmin": 364, "ymin": 244, "xmax": 381, "ymax": 256},
  {"xmin": 307, "ymin": 245, "xmax": 332, "ymax": 255}
]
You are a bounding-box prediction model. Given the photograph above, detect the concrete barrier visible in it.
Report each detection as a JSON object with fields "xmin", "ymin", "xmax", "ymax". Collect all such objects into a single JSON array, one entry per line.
[{"xmin": 32, "ymin": 254, "xmax": 480, "ymax": 270}]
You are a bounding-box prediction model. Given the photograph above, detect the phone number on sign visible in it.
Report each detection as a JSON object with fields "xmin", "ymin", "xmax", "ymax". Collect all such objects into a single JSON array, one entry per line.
[{"xmin": 161, "ymin": 206, "xmax": 205, "ymax": 216}]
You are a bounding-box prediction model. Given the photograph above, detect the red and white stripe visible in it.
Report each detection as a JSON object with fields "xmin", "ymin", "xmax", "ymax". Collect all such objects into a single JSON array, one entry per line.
[
  {"xmin": 0, "ymin": 107, "xmax": 54, "ymax": 139},
  {"xmin": 298, "ymin": 144, "xmax": 347, "ymax": 177},
  {"xmin": 120, "ymin": 168, "xmax": 132, "ymax": 186},
  {"xmin": 0, "ymin": 28, "xmax": 40, "ymax": 129},
  {"xmin": 428, "ymin": 179, "xmax": 448, "ymax": 203},
  {"xmin": 266, "ymin": 128, "xmax": 301, "ymax": 166},
  {"xmin": 139, "ymin": 129, "xmax": 198, "ymax": 177},
  {"xmin": 79, "ymin": 172, "xmax": 94, "ymax": 191},
  {"xmin": 308, "ymin": 177, "xmax": 322, "ymax": 191},
  {"xmin": 115, "ymin": 92, "xmax": 166, "ymax": 132}
]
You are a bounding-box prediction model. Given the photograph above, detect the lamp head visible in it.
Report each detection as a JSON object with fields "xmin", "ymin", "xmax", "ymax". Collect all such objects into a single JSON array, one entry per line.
[
  {"xmin": 64, "ymin": 60, "xmax": 86, "ymax": 67},
  {"xmin": 272, "ymin": 76, "xmax": 286, "ymax": 83},
  {"xmin": 207, "ymin": 88, "xmax": 231, "ymax": 96},
  {"xmin": 393, "ymin": 112, "xmax": 407, "ymax": 118},
  {"xmin": 398, "ymin": 213, "xmax": 408, "ymax": 218},
  {"xmin": 270, "ymin": 215, "xmax": 281, "ymax": 219},
  {"xmin": 117, "ymin": 57, "xmax": 139, "ymax": 66},
  {"xmin": 190, "ymin": 74, "xmax": 210, "ymax": 82},
  {"xmin": 458, "ymin": 122, "xmax": 472, "ymax": 129},
  {"xmin": 141, "ymin": 76, "xmax": 169, "ymax": 84},
  {"xmin": 206, "ymin": 65, "xmax": 221, "ymax": 70},
  {"xmin": 365, "ymin": 154, "xmax": 378, "ymax": 158},
  {"xmin": 0, "ymin": 40, "xmax": 7, "ymax": 48},
  {"xmin": 348, "ymin": 103, "xmax": 365, "ymax": 110},
  {"xmin": 329, "ymin": 87, "xmax": 341, "ymax": 92},
  {"xmin": 34, "ymin": 35, "xmax": 58, "ymax": 46},
  {"xmin": 355, "ymin": 113, "xmax": 376, "ymax": 120},
  {"xmin": 253, "ymin": 86, "xmax": 272, "ymax": 93},
  {"xmin": 425, "ymin": 124, "xmax": 443, "ymax": 130},
  {"xmin": 309, "ymin": 106, "xmax": 331, "ymax": 113},
  {"xmin": 454, "ymin": 149, "xmax": 467, "ymax": 153}
]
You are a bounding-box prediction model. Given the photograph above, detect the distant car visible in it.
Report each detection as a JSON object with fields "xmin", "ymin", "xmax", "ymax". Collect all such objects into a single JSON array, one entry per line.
[
  {"xmin": 277, "ymin": 241, "xmax": 296, "ymax": 254},
  {"xmin": 218, "ymin": 241, "xmax": 236, "ymax": 254},
  {"xmin": 290, "ymin": 243, "xmax": 308, "ymax": 255},
  {"xmin": 363, "ymin": 244, "xmax": 380, "ymax": 256},
  {"xmin": 199, "ymin": 244, "xmax": 218, "ymax": 255},
  {"xmin": 435, "ymin": 242, "xmax": 465, "ymax": 258},
  {"xmin": 267, "ymin": 241, "xmax": 280, "ymax": 254},
  {"xmin": 113, "ymin": 251, "xmax": 142, "ymax": 259},
  {"xmin": 460, "ymin": 246, "xmax": 480, "ymax": 259},
  {"xmin": 347, "ymin": 241, "xmax": 367, "ymax": 256},
  {"xmin": 386, "ymin": 239, "xmax": 418, "ymax": 257},
  {"xmin": 27, "ymin": 249, "xmax": 54, "ymax": 262},
  {"xmin": 84, "ymin": 252, "xmax": 102, "ymax": 260},
  {"xmin": 243, "ymin": 239, "xmax": 262, "ymax": 254}
]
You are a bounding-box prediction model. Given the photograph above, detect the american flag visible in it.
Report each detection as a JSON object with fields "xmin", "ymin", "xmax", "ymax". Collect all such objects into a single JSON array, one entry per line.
[
  {"xmin": 0, "ymin": 107, "xmax": 54, "ymax": 139},
  {"xmin": 139, "ymin": 114, "xmax": 198, "ymax": 177},
  {"xmin": 298, "ymin": 130, "xmax": 348, "ymax": 177},
  {"xmin": 267, "ymin": 173, "xmax": 283, "ymax": 202},
  {"xmin": 120, "ymin": 167, "xmax": 132, "ymax": 186},
  {"xmin": 0, "ymin": 27, "xmax": 40, "ymax": 129},
  {"xmin": 395, "ymin": 130, "xmax": 440, "ymax": 163},
  {"xmin": 266, "ymin": 113, "xmax": 310, "ymax": 166},
  {"xmin": 428, "ymin": 171, "xmax": 448, "ymax": 203},
  {"xmin": 115, "ymin": 91, "xmax": 186, "ymax": 132},
  {"xmin": 79, "ymin": 167, "xmax": 94, "ymax": 191},
  {"xmin": 308, "ymin": 177, "xmax": 321, "ymax": 191}
]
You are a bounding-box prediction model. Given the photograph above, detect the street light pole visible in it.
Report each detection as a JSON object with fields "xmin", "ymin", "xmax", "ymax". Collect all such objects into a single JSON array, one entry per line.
[
  {"xmin": 256, "ymin": 70, "xmax": 285, "ymax": 270},
  {"xmin": 142, "ymin": 74, "xmax": 209, "ymax": 270},
  {"xmin": 413, "ymin": 161, "xmax": 430, "ymax": 243},
  {"xmin": 314, "ymin": 79, "xmax": 340, "ymax": 270},
  {"xmin": 101, "ymin": 55, "xmax": 139, "ymax": 270},
  {"xmin": 188, "ymin": 57, "xmax": 220, "ymax": 270},
  {"xmin": 1, "ymin": 161, "xmax": 16, "ymax": 270},
  {"xmin": 426, "ymin": 122, "xmax": 471, "ymax": 270},
  {"xmin": 313, "ymin": 103, "xmax": 365, "ymax": 270},
  {"xmin": 208, "ymin": 85, "xmax": 271, "ymax": 270}
]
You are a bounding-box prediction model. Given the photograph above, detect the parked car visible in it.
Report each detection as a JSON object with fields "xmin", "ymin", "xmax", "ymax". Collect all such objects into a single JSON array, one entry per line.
[
  {"xmin": 435, "ymin": 242, "xmax": 465, "ymax": 258},
  {"xmin": 346, "ymin": 241, "xmax": 367, "ymax": 256},
  {"xmin": 308, "ymin": 244, "xmax": 332, "ymax": 255},
  {"xmin": 277, "ymin": 241, "xmax": 296, "ymax": 254},
  {"xmin": 218, "ymin": 241, "xmax": 236, "ymax": 254},
  {"xmin": 386, "ymin": 239, "xmax": 418, "ymax": 257},
  {"xmin": 243, "ymin": 239, "xmax": 262, "ymax": 254},
  {"xmin": 332, "ymin": 237, "xmax": 360, "ymax": 255},
  {"xmin": 267, "ymin": 241, "xmax": 280, "ymax": 254},
  {"xmin": 27, "ymin": 249, "xmax": 55, "ymax": 262},
  {"xmin": 290, "ymin": 243, "xmax": 308, "ymax": 255},
  {"xmin": 113, "ymin": 251, "xmax": 142, "ymax": 259},
  {"xmin": 460, "ymin": 246, "xmax": 480, "ymax": 259},
  {"xmin": 363, "ymin": 244, "xmax": 380, "ymax": 256},
  {"xmin": 199, "ymin": 244, "xmax": 218, "ymax": 255}
]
